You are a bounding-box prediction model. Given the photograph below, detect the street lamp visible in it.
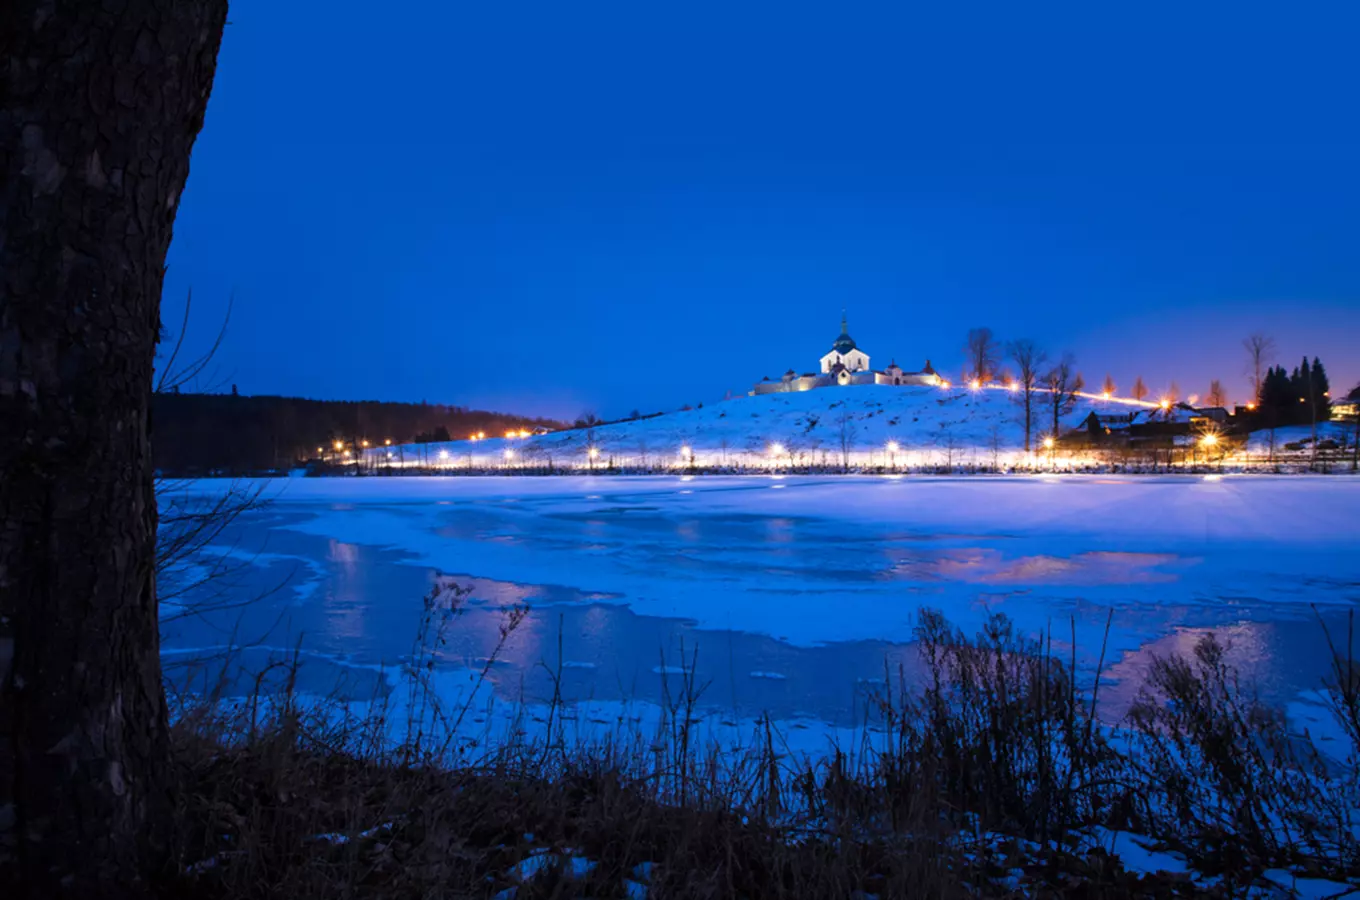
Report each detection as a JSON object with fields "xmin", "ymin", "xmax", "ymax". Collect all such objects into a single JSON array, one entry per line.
[
  {"xmin": 1043, "ymin": 435, "xmax": 1056, "ymax": 470},
  {"xmin": 680, "ymin": 445, "xmax": 692, "ymax": 468},
  {"xmin": 768, "ymin": 443, "xmax": 785, "ymax": 469},
  {"xmin": 886, "ymin": 440, "xmax": 899, "ymax": 471}
]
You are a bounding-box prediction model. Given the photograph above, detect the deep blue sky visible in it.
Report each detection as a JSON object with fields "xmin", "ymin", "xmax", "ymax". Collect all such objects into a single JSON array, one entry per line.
[{"xmin": 165, "ymin": 0, "xmax": 1360, "ymax": 419}]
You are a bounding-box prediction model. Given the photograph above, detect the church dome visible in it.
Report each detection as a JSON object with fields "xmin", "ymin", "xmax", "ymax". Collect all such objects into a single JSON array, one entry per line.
[{"xmin": 831, "ymin": 314, "xmax": 857, "ymax": 354}]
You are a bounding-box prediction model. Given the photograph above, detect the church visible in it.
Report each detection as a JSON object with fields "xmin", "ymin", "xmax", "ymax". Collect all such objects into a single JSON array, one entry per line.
[{"xmin": 750, "ymin": 314, "xmax": 942, "ymax": 395}]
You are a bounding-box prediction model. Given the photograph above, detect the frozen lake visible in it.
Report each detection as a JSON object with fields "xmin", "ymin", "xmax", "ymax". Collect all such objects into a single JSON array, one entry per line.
[{"xmin": 161, "ymin": 475, "xmax": 1360, "ymax": 746}]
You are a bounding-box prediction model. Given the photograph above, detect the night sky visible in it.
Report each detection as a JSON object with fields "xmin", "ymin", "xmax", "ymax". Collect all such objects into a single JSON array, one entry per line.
[{"xmin": 164, "ymin": 0, "xmax": 1360, "ymax": 420}]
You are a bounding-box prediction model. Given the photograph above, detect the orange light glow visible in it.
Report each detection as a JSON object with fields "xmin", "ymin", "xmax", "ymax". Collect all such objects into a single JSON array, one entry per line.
[
  {"xmin": 361, "ymin": 440, "xmax": 369, "ymax": 447},
  {"xmin": 1101, "ymin": 391, "xmax": 1111, "ymax": 400},
  {"xmin": 1201, "ymin": 433, "xmax": 1219, "ymax": 447},
  {"xmin": 1160, "ymin": 399, "xmax": 1171, "ymax": 410},
  {"xmin": 970, "ymin": 379, "xmax": 981, "ymax": 391},
  {"xmin": 506, "ymin": 430, "xmax": 517, "ymax": 439},
  {"xmin": 1043, "ymin": 437, "xmax": 1055, "ymax": 449},
  {"xmin": 334, "ymin": 441, "xmax": 344, "ymax": 451},
  {"xmin": 384, "ymin": 439, "xmax": 391, "ymax": 445},
  {"xmin": 1008, "ymin": 382, "xmax": 1019, "ymax": 393}
]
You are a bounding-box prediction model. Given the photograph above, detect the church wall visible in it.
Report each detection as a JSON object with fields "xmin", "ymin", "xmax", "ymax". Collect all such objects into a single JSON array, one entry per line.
[{"xmin": 819, "ymin": 348, "xmax": 870, "ymax": 374}]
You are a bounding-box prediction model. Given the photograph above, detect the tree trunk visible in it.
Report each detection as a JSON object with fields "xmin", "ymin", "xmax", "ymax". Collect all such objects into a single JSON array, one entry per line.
[{"xmin": 0, "ymin": 2, "xmax": 227, "ymax": 893}]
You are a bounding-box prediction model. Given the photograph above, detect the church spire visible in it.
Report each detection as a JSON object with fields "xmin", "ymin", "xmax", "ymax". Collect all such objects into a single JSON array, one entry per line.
[{"xmin": 841, "ymin": 308, "xmax": 848, "ymax": 335}]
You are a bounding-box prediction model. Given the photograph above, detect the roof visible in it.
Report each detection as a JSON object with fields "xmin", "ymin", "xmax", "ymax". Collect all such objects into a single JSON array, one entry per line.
[{"xmin": 831, "ymin": 314, "xmax": 858, "ymax": 354}]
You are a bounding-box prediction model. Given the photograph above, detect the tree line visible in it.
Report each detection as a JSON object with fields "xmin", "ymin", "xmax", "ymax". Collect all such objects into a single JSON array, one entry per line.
[
  {"xmin": 152, "ymin": 392, "xmax": 562, "ymax": 475},
  {"xmin": 963, "ymin": 326, "xmax": 1350, "ymax": 452}
]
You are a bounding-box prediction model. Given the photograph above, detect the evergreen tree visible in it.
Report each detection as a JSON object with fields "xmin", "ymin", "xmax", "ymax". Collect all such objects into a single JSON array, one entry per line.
[
  {"xmin": 1289, "ymin": 357, "xmax": 1312, "ymax": 425},
  {"xmin": 1261, "ymin": 365, "xmax": 1294, "ymax": 425},
  {"xmin": 1132, "ymin": 376, "xmax": 1148, "ymax": 401},
  {"xmin": 1311, "ymin": 357, "xmax": 1332, "ymax": 422}
]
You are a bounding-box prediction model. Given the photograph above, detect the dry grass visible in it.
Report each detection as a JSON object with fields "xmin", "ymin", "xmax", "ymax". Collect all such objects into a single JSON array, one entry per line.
[{"xmin": 153, "ymin": 601, "xmax": 1360, "ymax": 899}]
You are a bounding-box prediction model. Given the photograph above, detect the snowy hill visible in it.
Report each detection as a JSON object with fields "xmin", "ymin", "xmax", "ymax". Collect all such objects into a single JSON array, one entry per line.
[{"xmin": 368, "ymin": 384, "xmax": 1157, "ymax": 470}]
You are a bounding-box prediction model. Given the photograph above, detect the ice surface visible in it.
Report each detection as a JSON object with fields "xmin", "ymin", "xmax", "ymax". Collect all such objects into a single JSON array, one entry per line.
[{"xmin": 166, "ymin": 475, "xmax": 1360, "ymax": 749}]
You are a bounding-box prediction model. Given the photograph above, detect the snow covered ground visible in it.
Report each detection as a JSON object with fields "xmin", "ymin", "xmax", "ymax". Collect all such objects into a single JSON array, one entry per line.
[{"xmin": 363, "ymin": 384, "xmax": 1160, "ymax": 470}]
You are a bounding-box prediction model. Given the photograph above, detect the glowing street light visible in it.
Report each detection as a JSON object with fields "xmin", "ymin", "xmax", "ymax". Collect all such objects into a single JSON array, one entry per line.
[
  {"xmin": 970, "ymin": 379, "xmax": 981, "ymax": 391},
  {"xmin": 1043, "ymin": 436, "xmax": 1055, "ymax": 450},
  {"xmin": 1246, "ymin": 402, "xmax": 1257, "ymax": 411},
  {"xmin": 679, "ymin": 445, "xmax": 692, "ymax": 464},
  {"xmin": 1101, "ymin": 391, "xmax": 1111, "ymax": 400},
  {"xmin": 361, "ymin": 440, "xmax": 369, "ymax": 448},
  {"xmin": 384, "ymin": 439, "xmax": 392, "ymax": 446},
  {"xmin": 316, "ymin": 446, "xmax": 323, "ymax": 454},
  {"xmin": 588, "ymin": 447, "xmax": 600, "ymax": 459},
  {"xmin": 886, "ymin": 441, "xmax": 900, "ymax": 454},
  {"xmin": 1200, "ymin": 433, "xmax": 1219, "ymax": 447},
  {"xmin": 1159, "ymin": 399, "xmax": 1171, "ymax": 411},
  {"xmin": 477, "ymin": 431, "xmax": 486, "ymax": 440},
  {"xmin": 334, "ymin": 440, "xmax": 344, "ymax": 451},
  {"xmin": 768, "ymin": 442, "xmax": 786, "ymax": 457},
  {"xmin": 504, "ymin": 448, "xmax": 515, "ymax": 460},
  {"xmin": 506, "ymin": 429, "xmax": 517, "ymax": 439},
  {"xmin": 1008, "ymin": 382, "xmax": 1019, "ymax": 393},
  {"xmin": 438, "ymin": 449, "xmax": 450, "ymax": 460}
]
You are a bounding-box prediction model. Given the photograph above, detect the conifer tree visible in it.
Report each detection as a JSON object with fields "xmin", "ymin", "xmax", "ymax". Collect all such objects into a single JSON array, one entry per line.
[
  {"xmin": 1310, "ymin": 357, "xmax": 1331, "ymax": 423},
  {"xmin": 1132, "ymin": 376, "xmax": 1148, "ymax": 402},
  {"xmin": 1102, "ymin": 374, "xmax": 1116, "ymax": 397}
]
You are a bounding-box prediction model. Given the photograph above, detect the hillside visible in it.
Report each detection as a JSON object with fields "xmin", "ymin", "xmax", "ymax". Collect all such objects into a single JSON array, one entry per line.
[
  {"xmin": 153, "ymin": 392, "xmax": 562, "ymax": 475},
  {"xmin": 367, "ymin": 384, "xmax": 1156, "ymax": 470}
]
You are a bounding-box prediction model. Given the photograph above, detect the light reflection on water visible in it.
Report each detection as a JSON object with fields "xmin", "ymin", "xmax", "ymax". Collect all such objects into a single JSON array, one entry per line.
[{"xmin": 161, "ymin": 499, "xmax": 1357, "ymax": 730}]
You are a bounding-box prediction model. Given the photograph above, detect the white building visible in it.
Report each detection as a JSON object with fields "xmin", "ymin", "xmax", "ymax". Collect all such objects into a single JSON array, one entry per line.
[
  {"xmin": 752, "ymin": 314, "xmax": 942, "ymax": 395},
  {"xmin": 819, "ymin": 315, "xmax": 871, "ymax": 374}
]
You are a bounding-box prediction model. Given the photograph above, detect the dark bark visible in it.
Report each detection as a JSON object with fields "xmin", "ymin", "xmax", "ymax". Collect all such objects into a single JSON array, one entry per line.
[{"xmin": 0, "ymin": 2, "xmax": 227, "ymax": 893}]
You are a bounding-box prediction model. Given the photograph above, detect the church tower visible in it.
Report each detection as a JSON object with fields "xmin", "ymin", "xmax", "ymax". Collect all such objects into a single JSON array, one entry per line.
[{"xmin": 819, "ymin": 310, "xmax": 870, "ymax": 375}]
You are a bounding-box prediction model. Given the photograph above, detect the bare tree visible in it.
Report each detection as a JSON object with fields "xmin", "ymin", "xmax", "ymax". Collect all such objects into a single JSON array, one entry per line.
[
  {"xmin": 936, "ymin": 424, "xmax": 959, "ymax": 472},
  {"xmin": 0, "ymin": 2, "xmax": 228, "ymax": 890},
  {"xmin": 1044, "ymin": 355, "xmax": 1085, "ymax": 442},
  {"xmin": 1243, "ymin": 332, "xmax": 1276, "ymax": 403},
  {"xmin": 1132, "ymin": 376, "xmax": 1149, "ymax": 402},
  {"xmin": 836, "ymin": 410, "xmax": 858, "ymax": 472},
  {"xmin": 1101, "ymin": 374, "xmax": 1116, "ymax": 397},
  {"xmin": 1206, "ymin": 380, "xmax": 1228, "ymax": 408},
  {"xmin": 964, "ymin": 327, "xmax": 1000, "ymax": 383},
  {"xmin": 1007, "ymin": 339, "xmax": 1048, "ymax": 452}
]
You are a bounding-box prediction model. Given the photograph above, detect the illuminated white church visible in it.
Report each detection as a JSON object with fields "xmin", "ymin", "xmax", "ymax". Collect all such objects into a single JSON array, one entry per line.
[{"xmin": 751, "ymin": 314, "xmax": 942, "ymax": 395}]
